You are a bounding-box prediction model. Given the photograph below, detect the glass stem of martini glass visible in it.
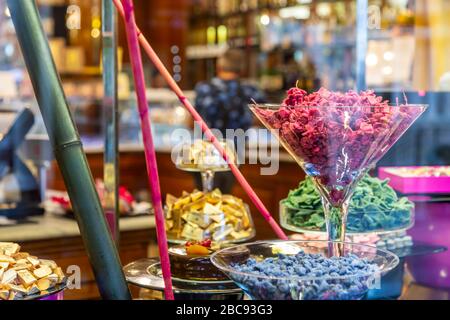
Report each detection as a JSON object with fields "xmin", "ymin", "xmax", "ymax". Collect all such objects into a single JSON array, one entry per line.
[
  {"xmin": 322, "ymin": 196, "xmax": 350, "ymax": 257},
  {"xmin": 201, "ymin": 170, "xmax": 215, "ymax": 193}
]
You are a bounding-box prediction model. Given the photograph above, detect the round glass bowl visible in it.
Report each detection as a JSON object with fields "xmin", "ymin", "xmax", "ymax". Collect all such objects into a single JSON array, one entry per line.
[
  {"xmin": 211, "ymin": 240, "xmax": 399, "ymax": 300},
  {"xmin": 23, "ymin": 281, "xmax": 66, "ymax": 300},
  {"xmin": 280, "ymin": 202, "xmax": 415, "ymax": 236}
]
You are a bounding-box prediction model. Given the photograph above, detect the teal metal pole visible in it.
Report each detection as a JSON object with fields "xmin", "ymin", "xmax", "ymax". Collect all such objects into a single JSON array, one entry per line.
[
  {"xmin": 102, "ymin": 0, "xmax": 120, "ymax": 244},
  {"xmin": 7, "ymin": 0, "xmax": 131, "ymax": 300}
]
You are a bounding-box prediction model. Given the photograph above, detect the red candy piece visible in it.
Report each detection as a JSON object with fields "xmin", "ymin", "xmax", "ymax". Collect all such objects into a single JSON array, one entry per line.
[
  {"xmin": 199, "ymin": 239, "xmax": 212, "ymax": 248},
  {"xmin": 185, "ymin": 239, "xmax": 212, "ymax": 248},
  {"xmin": 51, "ymin": 196, "xmax": 71, "ymax": 209},
  {"xmin": 283, "ymin": 87, "xmax": 307, "ymax": 106}
]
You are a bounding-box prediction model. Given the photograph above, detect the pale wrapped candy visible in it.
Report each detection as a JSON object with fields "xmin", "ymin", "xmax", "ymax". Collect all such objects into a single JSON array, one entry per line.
[
  {"xmin": 165, "ymin": 189, "xmax": 254, "ymax": 243},
  {"xmin": 181, "ymin": 223, "xmax": 205, "ymax": 241},
  {"xmin": 0, "ymin": 242, "xmax": 20, "ymax": 256},
  {"xmin": 1, "ymin": 269, "xmax": 17, "ymax": 285},
  {"xmin": 13, "ymin": 252, "xmax": 29, "ymax": 260},
  {"xmin": 33, "ymin": 265, "xmax": 52, "ymax": 279},
  {"xmin": 0, "ymin": 288, "xmax": 9, "ymax": 300},
  {"xmin": 203, "ymin": 203, "xmax": 220, "ymax": 214},
  {"xmin": 27, "ymin": 256, "xmax": 40, "ymax": 267},
  {"xmin": 17, "ymin": 270, "xmax": 37, "ymax": 287},
  {"xmin": 184, "ymin": 212, "xmax": 211, "ymax": 229},
  {"xmin": 173, "ymin": 196, "xmax": 191, "ymax": 210},
  {"xmin": 183, "ymin": 197, "xmax": 207, "ymax": 212},
  {"xmin": 0, "ymin": 255, "xmax": 15, "ymax": 265},
  {"xmin": 175, "ymin": 140, "xmax": 235, "ymax": 172}
]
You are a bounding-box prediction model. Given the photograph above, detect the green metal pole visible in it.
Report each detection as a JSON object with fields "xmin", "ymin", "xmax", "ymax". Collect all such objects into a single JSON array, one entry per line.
[
  {"xmin": 102, "ymin": 0, "xmax": 120, "ymax": 244},
  {"xmin": 8, "ymin": 0, "xmax": 131, "ymax": 300}
]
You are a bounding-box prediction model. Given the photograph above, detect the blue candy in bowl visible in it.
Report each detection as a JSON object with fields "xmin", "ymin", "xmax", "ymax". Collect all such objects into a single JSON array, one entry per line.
[{"xmin": 210, "ymin": 240, "xmax": 399, "ymax": 300}]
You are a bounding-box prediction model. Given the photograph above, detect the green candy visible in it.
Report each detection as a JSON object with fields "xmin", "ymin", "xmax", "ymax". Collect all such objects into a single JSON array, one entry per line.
[{"xmin": 282, "ymin": 174, "xmax": 414, "ymax": 233}]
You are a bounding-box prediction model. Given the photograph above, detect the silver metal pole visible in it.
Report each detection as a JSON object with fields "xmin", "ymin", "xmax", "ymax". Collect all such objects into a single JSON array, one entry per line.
[
  {"xmin": 356, "ymin": 0, "xmax": 368, "ymax": 91},
  {"xmin": 102, "ymin": 0, "xmax": 120, "ymax": 243}
]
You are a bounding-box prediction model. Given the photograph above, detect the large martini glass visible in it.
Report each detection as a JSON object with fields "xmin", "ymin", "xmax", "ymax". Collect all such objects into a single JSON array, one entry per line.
[{"xmin": 250, "ymin": 103, "xmax": 427, "ymax": 256}]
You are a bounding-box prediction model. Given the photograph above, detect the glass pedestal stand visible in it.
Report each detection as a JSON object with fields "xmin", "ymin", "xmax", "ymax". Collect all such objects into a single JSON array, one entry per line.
[
  {"xmin": 175, "ymin": 139, "xmax": 237, "ymax": 192},
  {"xmin": 250, "ymin": 103, "xmax": 427, "ymax": 256},
  {"xmin": 166, "ymin": 139, "xmax": 255, "ymax": 244},
  {"xmin": 201, "ymin": 169, "xmax": 215, "ymax": 193}
]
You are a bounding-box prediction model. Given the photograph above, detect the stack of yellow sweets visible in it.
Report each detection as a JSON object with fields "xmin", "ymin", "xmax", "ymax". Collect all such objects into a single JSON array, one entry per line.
[
  {"xmin": 0, "ymin": 242, "xmax": 65, "ymax": 300},
  {"xmin": 165, "ymin": 189, "xmax": 254, "ymax": 242}
]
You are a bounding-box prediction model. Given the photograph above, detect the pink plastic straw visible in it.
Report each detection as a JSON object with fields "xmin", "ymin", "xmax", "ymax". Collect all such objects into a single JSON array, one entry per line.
[
  {"xmin": 119, "ymin": 0, "xmax": 174, "ymax": 300},
  {"xmin": 113, "ymin": 0, "xmax": 287, "ymax": 240}
]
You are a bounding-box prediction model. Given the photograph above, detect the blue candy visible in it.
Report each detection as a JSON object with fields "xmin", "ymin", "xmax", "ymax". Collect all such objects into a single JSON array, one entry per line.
[{"xmin": 230, "ymin": 250, "xmax": 379, "ymax": 300}]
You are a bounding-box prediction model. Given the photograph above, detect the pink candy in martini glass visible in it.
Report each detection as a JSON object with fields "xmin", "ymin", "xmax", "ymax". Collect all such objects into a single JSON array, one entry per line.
[{"xmin": 250, "ymin": 88, "xmax": 427, "ymax": 256}]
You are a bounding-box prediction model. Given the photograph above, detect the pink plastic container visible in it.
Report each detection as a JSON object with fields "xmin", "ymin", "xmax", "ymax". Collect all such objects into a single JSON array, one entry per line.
[
  {"xmin": 406, "ymin": 201, "xmax": 450, "ymax": 289},
  {"xmin": 379, "ymin": 166, "xmax": 450, "ymax": 194},
  {"xmin": 378, "ymin": 166, "xmax": 450, "ymax": 289}
]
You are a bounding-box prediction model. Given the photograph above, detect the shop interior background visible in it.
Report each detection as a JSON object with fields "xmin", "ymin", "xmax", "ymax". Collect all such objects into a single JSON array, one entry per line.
[
  {"xmin": 0, "ymin": 0, "xmax": 449, "ymax": 301},
  {"xmin": 0, "ymin": 0, "xmax": 448, "ymax": 167}
]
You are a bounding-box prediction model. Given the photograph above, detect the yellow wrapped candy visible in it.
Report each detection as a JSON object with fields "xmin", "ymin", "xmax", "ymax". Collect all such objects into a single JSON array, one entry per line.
[{"xmin": 165, "ymin": 189, "xmax": 254, "ymax": 243}]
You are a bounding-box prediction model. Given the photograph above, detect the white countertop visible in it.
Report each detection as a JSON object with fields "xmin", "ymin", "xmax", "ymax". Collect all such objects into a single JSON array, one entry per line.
[{"xmin": 0, "ymin": 214, "xmax": 155, "ymax": 243}]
